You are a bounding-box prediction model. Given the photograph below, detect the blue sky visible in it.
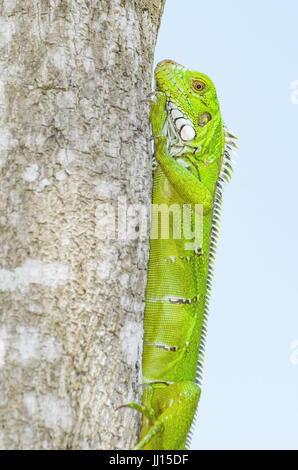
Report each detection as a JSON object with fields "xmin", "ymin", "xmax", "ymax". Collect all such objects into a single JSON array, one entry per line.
[{"xmin": 155, "ymin": 0, "xmax": 298, "ymax": 450}]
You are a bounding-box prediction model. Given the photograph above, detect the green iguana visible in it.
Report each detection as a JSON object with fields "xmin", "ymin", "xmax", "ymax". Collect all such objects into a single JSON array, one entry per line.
[{"xmin": 125, "ymin": 60, "xmax": 236, "ymax": 450}]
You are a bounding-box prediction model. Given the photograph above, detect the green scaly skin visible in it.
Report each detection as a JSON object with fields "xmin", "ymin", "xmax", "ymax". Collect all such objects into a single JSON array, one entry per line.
[{"xmin": 127, "ymin": 60, "xmax": 234, "ymax": 450}]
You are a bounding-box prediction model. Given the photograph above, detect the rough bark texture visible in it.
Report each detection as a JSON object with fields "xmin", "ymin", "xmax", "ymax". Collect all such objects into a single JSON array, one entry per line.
[{"xmin": 0, "ymin": 0, "xmax": 165, "ymax": 450}]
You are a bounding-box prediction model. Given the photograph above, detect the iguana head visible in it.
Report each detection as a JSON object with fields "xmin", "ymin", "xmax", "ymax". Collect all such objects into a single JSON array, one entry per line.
[{"xmin": 154, "ymin": 60, "xmax": 225, "ymax": 162}]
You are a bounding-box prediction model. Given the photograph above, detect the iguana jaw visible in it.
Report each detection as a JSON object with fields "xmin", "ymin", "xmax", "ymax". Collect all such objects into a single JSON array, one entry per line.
[
  {"xmin": 162, "ymin": 100, "xmax": 201, "ymax": 157},
  {"xmin": 166, "ymin": 101, "xmax": 196, "ymax": 142}
]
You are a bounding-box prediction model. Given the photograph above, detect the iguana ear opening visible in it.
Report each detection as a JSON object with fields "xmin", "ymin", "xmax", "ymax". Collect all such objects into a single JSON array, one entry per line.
[{"xmin": 198, "ymin": 112, "xmax": 212, "ymax": 127}]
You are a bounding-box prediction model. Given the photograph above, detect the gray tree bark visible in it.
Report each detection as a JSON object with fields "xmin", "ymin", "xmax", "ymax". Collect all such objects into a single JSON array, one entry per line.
[{"xmin": 0, "ymin": 0, "xmax": 165, "ymax": 450}]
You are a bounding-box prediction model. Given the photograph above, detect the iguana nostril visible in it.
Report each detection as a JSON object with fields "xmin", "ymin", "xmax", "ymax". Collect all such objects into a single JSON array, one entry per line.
[{"xmin": 163, "ymin": 60, "xmax": 176, "ymax": 65}]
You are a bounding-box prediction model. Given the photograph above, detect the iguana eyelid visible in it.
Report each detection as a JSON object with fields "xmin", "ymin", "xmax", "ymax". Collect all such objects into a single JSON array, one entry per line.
[{"xmin": 192, "ymin": 79, "xmax": 206, "ymax": 92}]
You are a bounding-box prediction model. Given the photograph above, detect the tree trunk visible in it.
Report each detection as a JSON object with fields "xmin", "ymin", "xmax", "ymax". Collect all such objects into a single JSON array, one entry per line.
[{"xmin": 0, "ymin": 0, "xmax": 165, "ymax": 450}]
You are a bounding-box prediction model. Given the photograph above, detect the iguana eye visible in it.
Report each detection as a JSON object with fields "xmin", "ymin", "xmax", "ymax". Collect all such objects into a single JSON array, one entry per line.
[{"xmin": 193, "ymin": 80, "xmax": 205, "ymax": 92}]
